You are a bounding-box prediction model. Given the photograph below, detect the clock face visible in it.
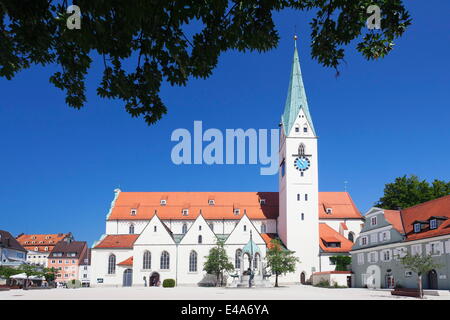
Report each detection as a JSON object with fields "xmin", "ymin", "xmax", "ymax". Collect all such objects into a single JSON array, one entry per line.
[{"xmin": 294, "ymin": 156, "xmax": 310, "ymax": 171}]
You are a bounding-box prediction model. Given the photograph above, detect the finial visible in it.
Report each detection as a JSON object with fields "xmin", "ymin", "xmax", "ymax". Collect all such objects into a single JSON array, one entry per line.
[{"xmin": 294, "ymin": 34, "xmax": 298, "ymax": 48}]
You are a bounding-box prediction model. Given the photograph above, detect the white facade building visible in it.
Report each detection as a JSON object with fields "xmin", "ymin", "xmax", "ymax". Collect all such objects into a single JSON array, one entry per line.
[{"xmin": 90, "ymin": 42, "xmax": 363, "ymax": 287}]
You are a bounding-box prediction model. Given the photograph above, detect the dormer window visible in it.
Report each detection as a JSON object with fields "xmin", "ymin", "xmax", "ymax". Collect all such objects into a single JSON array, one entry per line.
[
  {"xmin": 414, "ymin": 223, "xmax": 421, "ymax": 233},
  {"xmin": 182, "ymin": 209, "xmax": 189, "ymax": 216},
  {"xmin": 295, "ymin": 126, "xmax": 299, "ymax": 133},
  {"xmin": 160, "ymin": 199, "xmax": 167, "ymax": 206},
  {"xmin": 371, "ymin": 216, "xmax": 377, "ymax": 226},
  {"xmin": 234, "ymin": 209, "xmax": 240, "ymax": 215},
  {"xmin": 303, "ymin": 126, "xmax": 308, "ymax": 133},
  {"xmin": 208, "ymin": 199, "xmax": 215, "ymax": 206},
  {"xmin": 130, "ymin": 209, "xmax": 137, "ymax": 216},
  {"xmin": 259, "ymin": 199, "xmax": 266, "ymax": 205},
  {"xmin": 326, "ymin": 208, "xmax": 333, "ymax": 214},
  {"xmin": 430, "ymin": 219, "xmax": 437, "ymax": 230}
]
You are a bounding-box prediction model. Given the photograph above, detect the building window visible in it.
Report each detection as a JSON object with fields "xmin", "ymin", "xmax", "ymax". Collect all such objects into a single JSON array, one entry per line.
[
  {"xmin": 304, "ymin": 194, "xmax": 308, "ymax": 201},
  {"xmin": 160, "ymin": 251, "xmax": 170, "ymax": 270},
  {"xmin": 303, "ymin": 126, "xmax": 308, "ymax": 133},
  {"xmin": 383, "ymin": 250, "xmax": 390, "ymax": 261},
  {"xmin": 108, "ymin": 254, "xmax": 116, "ymax": 274},
  {"xmin": 411, "ymin": 244, "xmax": 422, "ymax": 256},
  {"xmin": 430, "ymin": 219, "xmax": 437, "ymax": 229},
  {"xmin": 208, "ymin": 199, "xmax": 215, "ymax": 205},
  {"xmin": 326, "ymin": 208, "xmax": 332, "ymax": 214},
  {"xmin": 208, "ymin": 223, "xmax": 214, "ymax": 232},
  {"xmin": 357, "ymin": 253, "xmax": 364, "ymax": 265},
  {"xmin": 414, "ymin": 223, "xmax": 421, "ymax": 233},
  {"xmin": 198, "ymin": 235, "xmax": 202, "ymax": 244},
  {"xmin": 371, "ymin": 216, "xmax": 377, "ymax": 226},
  {"xmin": 130, "ymin": 209, "xmax": 137, "ymax": 216},
  {"xmin": 297, "ymin": 194, "xmax": 300, "ymax": 201},
  {"xmin": 361, "ymin": 237, "xmax": 368, "ymax": 246},
  {"xmin": 295, "ymin": 126, "xmax": 299, "ymax": 133},
  {"xmin": 301, "ymin": 213, "xmax": 304, "ymax": 220},
  {"xmin": 235, "ymin": 249, "xmax": 242, "ymax": 269},
  {"xmin": 44, "ymin": 247, "xmax": 49, "ymax": 251},
  {"xmin": 243, "ymin": 225, "xmax": 247, "ymax": 232},
  {"xmin": 261, "ymin": 223, "xmax": 267, "ymax": 233},
  {"xmin": 154, "ymin": 226, "xmax": 157, "ymax": 232},
  {"xmin": 143, "ymin": 251, "xmax": 151, "ymax": 269},
  {"xmin": 189, "ymin": 251, "xmax": 198, "ymax": 272},
  {"xmin": 129, "ymin": 224, "xmax": 135, "ymax": 234},
  {"xmin": 199, "ymin": 225, "xmax": 202, "ymax": 231},
  {"xmin": 370, "ymin": 233, "xmax": 378, "ymax": 244},
  {"xmin": 259, "ymin": 199, "xmax": 266, "ymax": 205},
  {"xmin": 405, "ymin": 271, "xmax": 413, "ymax": 277},
  {"xmin": 182, "ymin": 223, "xmax": 188, "ymax": 234},
  {"xmin": 348, "ymin": 232, "xmax": 354, "ymax": 243},
  {"xmin": 298, "ymin": 143, "xmax": 305, "ymax": 155}
]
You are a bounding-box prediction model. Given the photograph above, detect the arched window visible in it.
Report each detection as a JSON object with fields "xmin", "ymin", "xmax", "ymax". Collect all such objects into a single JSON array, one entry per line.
[
  {"xmin": 261, "ymin": 223, "xmax": 266, "ymax": 233},
  {"xmin": 253, "ymin": 253, "xmax": 260, "ymax": 269},
  {"xmin": 198, "ymin": 235, "xmax": 202, "ymax": 244},
  {"xmin": 129, "ymin": 224, "xmax": 135, "ymax": 234},
  {"xmin": 298, "ymin": 143, "xmax": 305, "ymax": 156},
  {"xmin": 189, "ymin": 251, "xmax": 198, "ymax": 272},
  {"xmin": 235, "ymin": 249, "xmax": 242, "ymax": 269},
  {"xmin": 108, "ymin": 254, "xmax": 116, "ymax": 274},
  {"xmin": 160, "ymin": 251, "xmax": 170, "ymax": 270},
  {"xmin": 143, "ymin": 251, "xmax": 151, "ymax": 269},
  {"xmin": 348, "ymin": 232, "xmax": 355, "ymax": 243},
  {"xmin": 182, "ymin": 223, "xmax": 188, "ymax": 234}
]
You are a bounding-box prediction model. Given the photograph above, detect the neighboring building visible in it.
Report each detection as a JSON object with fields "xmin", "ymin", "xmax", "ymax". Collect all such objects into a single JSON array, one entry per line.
[
  {"xmin": 47, "ymin": 241, "xmax": 88, "ymax": 284},
  {"xmin": 0, "ymin": 230, "xmax": 27, "ymax": 266},
  {"xmin": 90, "ymin": 40, "xmax": 363, "ymax": 287},
  {"xmin": 79, "ymin": 248, "xmax": 91, "ymax": 287},
  {"xmin": 16, "ymin": 233, "xmax": 73, "ymax": 267},
  {"xmin": 351, "ymin": 195, "xmax": 450, "ymax": 290}
]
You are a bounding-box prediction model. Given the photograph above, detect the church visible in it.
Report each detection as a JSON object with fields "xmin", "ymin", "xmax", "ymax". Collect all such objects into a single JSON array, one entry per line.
[{"xmin": 90, "ymin": 40, "xmax": 363, "ymax": 287}]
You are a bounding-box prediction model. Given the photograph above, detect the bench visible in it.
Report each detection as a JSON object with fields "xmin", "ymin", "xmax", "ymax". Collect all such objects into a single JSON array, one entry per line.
[{"xmin": 391, "ymin": 288, "xmax": 421, "ymax": 298}]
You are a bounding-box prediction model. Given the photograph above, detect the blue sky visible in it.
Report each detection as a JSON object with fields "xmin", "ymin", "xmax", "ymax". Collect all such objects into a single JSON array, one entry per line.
[{"xmin": 1, "ymin": 1, "xmax": 449, "ymax": 246}]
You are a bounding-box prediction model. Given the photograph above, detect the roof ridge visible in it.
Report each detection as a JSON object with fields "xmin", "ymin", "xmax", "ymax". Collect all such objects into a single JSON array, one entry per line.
[{"xmin": 402, "ymin": 194, "xmax": 450, "ymax": 211}]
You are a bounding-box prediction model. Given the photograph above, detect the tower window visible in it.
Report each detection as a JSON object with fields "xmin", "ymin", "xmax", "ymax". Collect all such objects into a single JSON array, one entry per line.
[
  {"xmin": 154, "ymin": 226, "xmax": 157, "ymax": 232},
  {"xmin": 298, "ymin": 143, "xmax": 305, "ymax": 156},
  {"xmin": 297, "ymin": 194, "xmax": 300, "ymax": 201},
  {"xmin": 305, "ymin": 194, "xmax": 308, "ymax": 201},
  {"xmin": 300, "ymin": 172, "xmax": 304, "ymax": 177},
  {"xmin": 301, "ymin": 213, "xmax": 304, "ymax": 220},
  {"xmin": 244, "ymin": 225, "xmax": 247, "ymax": 232}
]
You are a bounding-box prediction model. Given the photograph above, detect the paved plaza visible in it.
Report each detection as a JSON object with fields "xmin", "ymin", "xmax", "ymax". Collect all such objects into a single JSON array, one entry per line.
[{"xmin": 1, "ymin": 285, "xmax": 449, "ymax": 300}]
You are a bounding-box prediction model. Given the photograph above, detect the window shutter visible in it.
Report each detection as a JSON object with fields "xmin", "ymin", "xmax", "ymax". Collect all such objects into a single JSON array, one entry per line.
[
  {"xmin": 386, "ymin": 232, "xmax": 391, "ymax": 241},
  {"xmin": 425, "ymin": 244, "xmax": 431, "ymax": 255},
  {"xmin": 445, "ymin": 240, "xmax": 450, "ymax": 254},
  {"xmin": 437, "ymin": 242, "xmax": 444, "ymax": 255},
  {"xmin": 374, "ymin": 252, "xmax": 378, "ymax": 263}
]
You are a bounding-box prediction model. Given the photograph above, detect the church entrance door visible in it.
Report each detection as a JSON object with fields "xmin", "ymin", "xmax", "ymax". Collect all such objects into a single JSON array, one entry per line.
[{"xmin": 123, "ymin": 269, "xmax": 133, "ymax": 287}]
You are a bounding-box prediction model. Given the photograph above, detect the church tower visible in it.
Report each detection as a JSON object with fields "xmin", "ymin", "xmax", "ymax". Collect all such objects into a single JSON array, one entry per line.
[{"xmin": 278, "ymin": 37, "xmax": 319, "ymax": 281}]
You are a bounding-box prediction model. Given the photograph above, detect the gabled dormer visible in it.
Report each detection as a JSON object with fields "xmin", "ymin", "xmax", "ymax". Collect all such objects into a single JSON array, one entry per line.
[{"xmin": 179, "ymin": 214, "xmax": 217, "ymax": 245}]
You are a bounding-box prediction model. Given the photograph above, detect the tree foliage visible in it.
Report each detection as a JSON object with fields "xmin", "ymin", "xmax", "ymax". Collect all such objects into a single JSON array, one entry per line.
[
  {"xmin": 400, "ymin": 253, "xmax": 442, "ymax": 298},
  {"xmin": 203, "ymin": 239, "xmax": 234, "ymax": 286},
  {"xmin": 329, "ymin": 255, "xmax": 351, "ymax": 271},
  {"xmin": 266, "ymin": 239, "xmax": 299, "ymax": 287},
  {"xmin": 376, "ymin": 175, "xmax": 450, "ymax": 209},
  {"xmin": 0, "ymin": 0, "xmax": 411, "ymax": 124}
]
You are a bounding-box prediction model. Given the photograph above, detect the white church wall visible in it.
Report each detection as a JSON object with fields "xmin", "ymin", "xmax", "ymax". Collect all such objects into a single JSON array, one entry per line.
[{"xmin": 90, "ymin": 248, "xmax": 133, "ymax": 287}]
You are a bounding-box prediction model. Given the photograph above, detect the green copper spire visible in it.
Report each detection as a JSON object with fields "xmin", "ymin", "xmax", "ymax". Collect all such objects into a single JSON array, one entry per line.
[{"xmin": 282, "ymin": 37, "xmax": 316, "ymax": 136}]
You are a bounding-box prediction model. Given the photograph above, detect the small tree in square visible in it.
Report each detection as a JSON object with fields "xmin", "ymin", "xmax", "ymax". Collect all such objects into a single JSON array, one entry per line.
[
  {"xmin": 203, "ymin": 239, "xmax": 234, "ymax": 287},
  {"xmin": 400, "ymin": 253, "xmax": 442, "ymax": 298},
  {"xmin": 329, "ymin": 256, "xmax": 352, "ymax": 271},
  {"xmin": 266, "ymin": 239, "xmax": 299, "ymax": 287}
]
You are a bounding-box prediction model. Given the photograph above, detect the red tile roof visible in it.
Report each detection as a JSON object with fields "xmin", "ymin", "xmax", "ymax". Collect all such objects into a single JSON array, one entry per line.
[
  {"xmin": 16, "ymin": 233, "xmax": 72, "ymax": 252},
  {"xmin": 319, "ymin": 192, "xmax": 362, "ymax": 219},
  {"xmin": 117, "ymin": 256, "xmax": 133, "ymax": 266},
  {"xmin": 107, "ymin": 191, "xmax": 361, "ymax": 221},
  {"xmin": 383, "ymin": 209, "xmax": 404, "ymax": 233},
  {"xmin": 400, "ymin": 195, "xmax": 450, "ymax": 241},
  {"xmin": 319, "ymin": 223, "xmax": 354, "ymax": 253},
  {"xmin": 340, "ymin": 222, "xmax": 348, "ymax": 231},
  {"xmin": 94, "ymin": 235, "xmax": 139, "ymax": 249},
  {"xmin": 261, "ymin": 233, "xmax": 278, "ymax": 249}
]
